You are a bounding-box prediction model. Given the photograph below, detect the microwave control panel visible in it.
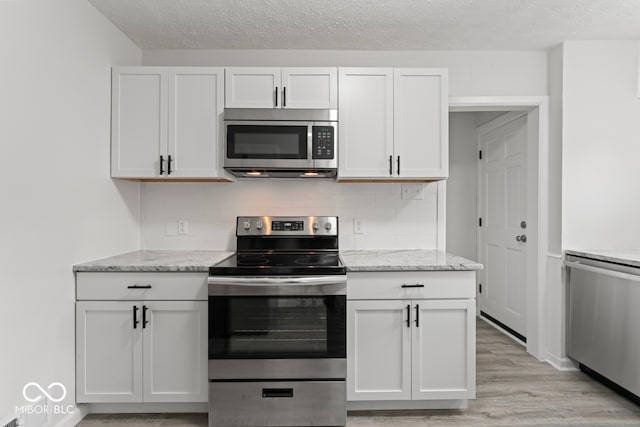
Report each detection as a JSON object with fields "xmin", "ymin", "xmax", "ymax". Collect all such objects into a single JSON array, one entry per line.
[{"xmin": 312, "ymin": 126, "xmax": 334, "ymax": 159}]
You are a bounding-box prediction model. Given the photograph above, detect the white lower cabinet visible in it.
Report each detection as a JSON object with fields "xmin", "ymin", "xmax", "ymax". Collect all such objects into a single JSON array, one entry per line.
[
  {"xmin": 75, "ymin": 273, "xmax": 208, "ymax": 403},
  {"xmin": 347, "ymin": 272, "xmax": 476, "ymax": 406}
]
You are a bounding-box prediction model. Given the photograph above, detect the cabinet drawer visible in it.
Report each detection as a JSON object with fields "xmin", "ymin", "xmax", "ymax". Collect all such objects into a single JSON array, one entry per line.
[
  {"xmin": 347, "ymin": 271, "xmax": 475, "ymax": 300},
  {"xmin": 77, "ymin": 272, "xmax": 207, "ymax": 301}
]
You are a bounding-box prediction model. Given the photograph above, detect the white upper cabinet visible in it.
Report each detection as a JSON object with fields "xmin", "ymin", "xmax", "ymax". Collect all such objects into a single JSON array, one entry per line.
[
  {"xmin": 338, "ymin": 68, "xmax": 394, "ymax": 178},
  {"xmin": 111, "ymin": 66, "xmax": 227, "ymax": 180},
  {"xmin": 281, "ymin": 68, "xmax": 337, "ymax": 109},
  {"xmin": 225, "ymin": 67, "xmax": 337, "ymax": 109},
  {"xmin": 168, "ymin": 68, "xmax": 225, "ymax": 178},
  {"xmin": 112, "ymin": 67, "xmax": 167, "ymax": 178},
  {"xmin": 394, "ymin": 69, "xmax": 448, "ymax": 178},
  {"xmin": 225, "ymin": 67, "xmax": 281, "ymax": 108},
  {"xmin": 338, "ymin": 68, "xmax": 448, "ymax": 181}
]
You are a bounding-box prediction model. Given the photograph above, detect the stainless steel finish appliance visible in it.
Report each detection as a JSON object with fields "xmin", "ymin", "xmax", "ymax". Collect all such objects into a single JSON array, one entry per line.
[
  {"xmin": 208, "ymin": 216, "xmax": 347, "ymax": 427},
  {"xmin": 566, "ymin": 254, "xmax": 640, "ymax": 401},
  {"xmin": 224, "ymin": 109, "xmax": 338, "ymax": 178}
]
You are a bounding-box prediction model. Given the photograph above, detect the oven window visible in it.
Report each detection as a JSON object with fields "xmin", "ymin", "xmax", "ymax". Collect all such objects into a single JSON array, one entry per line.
[
  {"xmin": 209, "ymin": 296, "xmax": 346, "ymax": 359},
  {"xmin": 227, "ymin": 125, "xmax": 308, "ymax": 159}
]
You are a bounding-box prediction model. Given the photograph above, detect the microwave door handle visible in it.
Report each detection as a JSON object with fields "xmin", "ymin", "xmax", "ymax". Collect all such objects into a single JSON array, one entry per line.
[{"xmin": 207, "ymin": 276, "xmax": 347, "ymax": 286}]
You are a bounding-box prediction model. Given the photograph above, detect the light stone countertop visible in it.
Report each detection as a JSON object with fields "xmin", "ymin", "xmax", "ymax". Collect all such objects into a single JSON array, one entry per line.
[
  {"xmin": 73, "ymin": 250, "xmax": 234, "ymax": 272},
  {"xmin": 565, "ymin": 249, "xmax": 640, "ymax": 268},
  {"xmin": 73, "ymin": 249, "xmax": 482, "ymax": 273},
  {"xmin": 341, "ymin": 249, "xmax": 483, "ymax": 271}
]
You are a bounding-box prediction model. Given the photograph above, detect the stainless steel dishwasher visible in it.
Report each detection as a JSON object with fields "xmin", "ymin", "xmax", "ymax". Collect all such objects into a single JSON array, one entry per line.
[{"xmin": 565, "ymin": 254, "xmax": 640, "ymax": 400}]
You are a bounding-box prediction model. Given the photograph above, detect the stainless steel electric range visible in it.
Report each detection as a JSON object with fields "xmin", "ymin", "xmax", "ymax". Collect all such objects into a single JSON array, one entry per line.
[{"xmin": 207, "ymin": 216, "xmax": 347, "ymax": 427}]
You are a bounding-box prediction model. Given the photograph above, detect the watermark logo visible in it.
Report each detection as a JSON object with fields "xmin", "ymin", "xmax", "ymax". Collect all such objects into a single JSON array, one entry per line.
[
  {"xmin": 23, "ymin": 382, "xmax": 67, "ymax": 403},
  {"xmin": 16, "ymin": 382, "xmax": 74, "ymax": 417}
]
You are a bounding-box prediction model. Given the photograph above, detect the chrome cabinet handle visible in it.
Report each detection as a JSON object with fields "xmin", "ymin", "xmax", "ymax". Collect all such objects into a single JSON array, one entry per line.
[
  {"xmin": 389, "ymin": 155, "xmax": 393, "ymax": 175},
  {"xmin": 275, "ymin": 86, "xmax": 278, "ymax": 107},
  {"xmin": 159, "ymin": 155, "xmax": 164, "ymax": 175}
]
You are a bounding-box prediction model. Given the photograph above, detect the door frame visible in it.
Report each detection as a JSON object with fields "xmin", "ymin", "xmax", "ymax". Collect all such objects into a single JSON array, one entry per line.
[
  {"xmin": 476, "ymin": 111, "xmax": 529, "ymax": 340},
  {"xmin": 450, "ymin": 96, "xmax": 549, "ymax": 361}
]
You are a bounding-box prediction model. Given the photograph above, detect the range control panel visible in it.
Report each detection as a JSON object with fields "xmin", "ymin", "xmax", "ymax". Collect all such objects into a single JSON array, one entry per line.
[
  {"xmin": 237, "ymin": 216, "xmax": 338, "ymax": 236},
  {"xmin": 312, "ymin": 126, "xmax": 335, "ymax": 159}
]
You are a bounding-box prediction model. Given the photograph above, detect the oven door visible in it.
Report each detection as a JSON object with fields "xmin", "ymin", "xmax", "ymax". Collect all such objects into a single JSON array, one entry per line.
[
  {"xmin": 208, "ymin": 293, "xmax": 346, "ymax": 360},
  {"xmin": 225, "ymin": 121, "xmax": 313, "ymax": 169}
]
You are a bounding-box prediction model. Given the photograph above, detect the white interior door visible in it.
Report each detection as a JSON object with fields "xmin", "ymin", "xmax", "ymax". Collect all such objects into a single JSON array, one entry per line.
[{"xmin": 478, "ymin": 113, "xmax": 528, "ymax": 338}]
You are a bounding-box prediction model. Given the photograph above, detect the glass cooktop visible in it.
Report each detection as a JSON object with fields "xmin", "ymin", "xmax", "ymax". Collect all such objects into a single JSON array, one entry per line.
[{"xmin": 209, "ymin": 252, "xmax": 346, "ymax": 276}]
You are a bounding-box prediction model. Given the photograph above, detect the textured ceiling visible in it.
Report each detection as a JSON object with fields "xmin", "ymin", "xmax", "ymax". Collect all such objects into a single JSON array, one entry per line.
[{"xmin": 88, "ymin": 0, "xmax": 640, "ymax": 50}]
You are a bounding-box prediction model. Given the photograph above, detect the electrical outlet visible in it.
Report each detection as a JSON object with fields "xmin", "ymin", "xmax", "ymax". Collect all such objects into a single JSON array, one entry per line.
[
  {"xmin": 401, "ymin": 184, "xmax": 425, "ymax": 200},
  {"xmin": 178, "ymin": 219, "xmax": 189, "ymax": 235},
  {"xmin": 353, "ymin": 218, "xmax": 365, "ymax": 234}
]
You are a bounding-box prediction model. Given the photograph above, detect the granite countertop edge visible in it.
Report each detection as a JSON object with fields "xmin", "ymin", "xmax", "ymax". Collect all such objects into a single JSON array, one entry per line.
[{"xmin": 74, "ymin": 249, "xmax": 483, "ymax": 273}]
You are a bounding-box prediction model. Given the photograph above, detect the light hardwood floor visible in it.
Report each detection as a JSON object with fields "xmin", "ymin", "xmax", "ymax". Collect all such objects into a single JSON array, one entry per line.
[{"xmin": 78, "ymin": 318, "xmax": 640, "ymax": 426}]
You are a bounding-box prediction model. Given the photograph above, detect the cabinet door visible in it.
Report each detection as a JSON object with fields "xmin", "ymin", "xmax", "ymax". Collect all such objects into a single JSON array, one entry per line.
[
  {"xmin": 338, "ymin": 68, "xmax": 394, "ymax": 178},
  {"xmin": 142, "ymin": 301, "xmax": 208, "ymax": 402},
  {"xmin": 394, "ymin": 69, "xmax": 448, "ymax": 178},
  {"xmin": 411, "ymin": 299, "xmax": 475, "ymax": 400},
  {"xmin": 167, "ymin": 68, "xmax": 224, "ymax": 178},
  {"xmin": 225, "ymin": 67, "xmax": 281, "ymax": 108},
  {"xmin": 76, "ymin": 302, "xmax": 142, "ymax": 403},
  {"xmin": 281, "ymin": 68, "xmax": 337, "ymax": 109},
  {"xmin": 111, "ymin": 67, "xmax": 167, "ymax": 178},
  {"xmin": 347, "ymin": 300, "xmax": 411, "ymax": 401}
]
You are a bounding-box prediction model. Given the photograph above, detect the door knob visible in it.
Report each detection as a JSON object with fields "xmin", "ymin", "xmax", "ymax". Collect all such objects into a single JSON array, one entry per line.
[{"xmin": 516, "ymin": 235, "xmax": 527, "ymax": 243}]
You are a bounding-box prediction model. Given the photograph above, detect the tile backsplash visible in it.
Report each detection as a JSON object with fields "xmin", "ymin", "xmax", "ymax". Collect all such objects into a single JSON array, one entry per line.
[{"xmin": 140, "ymin": 180, "xmax": 441, "ymax": 251}]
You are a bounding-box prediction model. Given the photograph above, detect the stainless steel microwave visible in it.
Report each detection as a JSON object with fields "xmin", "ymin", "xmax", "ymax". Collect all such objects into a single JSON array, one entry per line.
[{"xmin": 223, "ymin": 108, "xmax": 338, "ymax": 178}]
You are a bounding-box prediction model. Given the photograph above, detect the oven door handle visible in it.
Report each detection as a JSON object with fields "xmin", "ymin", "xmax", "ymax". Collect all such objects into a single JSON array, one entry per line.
[{"xmin": 207, "ymin": 275, "xmax": 347, "ymax": 286}]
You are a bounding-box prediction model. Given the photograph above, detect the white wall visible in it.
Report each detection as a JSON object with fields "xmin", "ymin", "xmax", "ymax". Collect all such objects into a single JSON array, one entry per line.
[
  {"xmin": 545, "ymin": 44, "xmax": 566, "ymax": 368},
  {"xmin": 562, "ymin": 40, "xmax": 640, "ymax": 249},
  {"xmin": 142, "ymin": 49, "xmax": 548, "ymax": 97},
  {"xmin": 141, "ymin": 181, "xmax": 440, "ymax": 250},
  {"xmin": 0, "ymin": 0, "xmax": 140, "ymax": 424},
  {"xmin": 446, "ymin": 113, "xmax": 479, "ymax": 260}
]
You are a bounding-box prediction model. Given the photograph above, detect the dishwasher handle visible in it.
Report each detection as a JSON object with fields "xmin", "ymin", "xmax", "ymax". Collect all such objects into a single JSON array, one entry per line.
[{"xmin": 565, "ymin": 260, "xmax": 640, "ymax": 283}]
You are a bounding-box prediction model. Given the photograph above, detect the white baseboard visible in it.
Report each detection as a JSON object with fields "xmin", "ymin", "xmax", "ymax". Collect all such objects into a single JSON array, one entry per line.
[
  {"xmin": 545, "ymin": 352, "xmax": 578, "ymax": 371},
  {"xmin": 51, "ymin": 405, "xmax": 89, "ymax": 427},
  {"xmin": 348, "ymin": 399, "xmax": 468, "ymax": 411},
  {"xmin": 86, "ymin": 402, "xmax": 208, "ymax": 414}
]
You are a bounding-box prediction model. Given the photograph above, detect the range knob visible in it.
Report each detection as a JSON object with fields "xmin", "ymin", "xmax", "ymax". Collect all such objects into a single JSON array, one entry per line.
[
  {"xmin": 255, "ymin": 221, "xmax": 263, "ymax": 230},
  {"xmin": 312, "ymin": 222, "xmax": 319, "ymax": 231},
  {"xmin": 243, "ymin": 221, "xmax": 251, "ymax": 230},
  {"xmin": 324, "ymin": 222, "xmax": 332, "ymax": 231}
]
